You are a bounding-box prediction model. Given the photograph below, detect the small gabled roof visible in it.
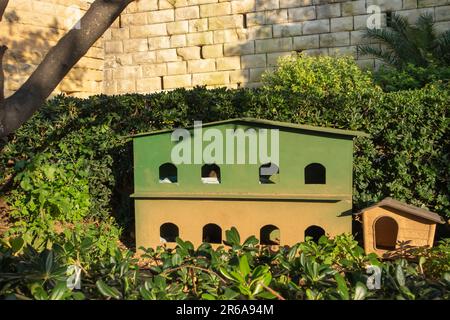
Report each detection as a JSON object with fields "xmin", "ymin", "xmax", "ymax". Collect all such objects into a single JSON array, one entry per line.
[
  {"xmin": 128, "ymin": 118, "xmax": 369, "ymax": 139},
  {"xmin": 359, "ymin": 197, "xmax": 445, "ymax": 224}
]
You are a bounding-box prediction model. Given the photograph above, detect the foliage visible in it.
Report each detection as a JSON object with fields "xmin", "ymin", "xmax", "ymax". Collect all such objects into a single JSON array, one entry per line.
[
  {"xmin": 0, "ymin": 56, "xmax": 449, "ymax": 231},
  {"xmin": 374, "ymin": 64, "xmax": 450, "ymax": 92},
  {"xmin": 1, "ymin": 229, "xmax": 448, "ymax": 300},
  {"xmin": 8, "ymin": 154, "xmax": 90, "ymax": 227},
  {"xmin": 358, "ymin": 13, "xmax": 450, "ymax": 69}
]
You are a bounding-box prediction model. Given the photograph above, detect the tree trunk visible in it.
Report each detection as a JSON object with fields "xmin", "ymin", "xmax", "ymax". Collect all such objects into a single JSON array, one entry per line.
[{"xmin": 0, "ymin": 0, "xmax": 134, "ymax": 138}]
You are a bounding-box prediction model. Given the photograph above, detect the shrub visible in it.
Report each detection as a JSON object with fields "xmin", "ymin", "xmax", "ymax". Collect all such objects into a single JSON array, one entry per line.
[
  {"xmin": 0, "ymin": 56, "xmax": 449, "ymax": 235},
  {"xmin": 262, "ymin": 54, "xmax": 377, "ymax": 98},
  {"xmin": 1, "ymin": 229, "xmax": 448, "ymax": 300},
  {"xmin": 374, "ymin": 64, "xmax": 450, "ymax": 92}
]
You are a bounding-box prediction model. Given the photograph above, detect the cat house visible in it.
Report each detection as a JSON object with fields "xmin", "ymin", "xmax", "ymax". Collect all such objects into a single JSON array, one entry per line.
[
  {"xmin": 359, "ymin": 197, "xmax": 445, "ymax": 257},
  {"xmin": 130, "ymin": 118, "xmax": 368, "ymax": 249}
]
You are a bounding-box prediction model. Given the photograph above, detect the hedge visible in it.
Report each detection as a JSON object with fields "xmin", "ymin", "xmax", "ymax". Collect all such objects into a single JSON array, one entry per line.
[{"xmin": 0, "ymin": 58, "xmax": 449, "ymax": 233}]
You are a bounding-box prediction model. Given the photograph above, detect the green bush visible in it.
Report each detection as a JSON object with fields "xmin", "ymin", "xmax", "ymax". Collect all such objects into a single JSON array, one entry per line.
[
  {"xmin": 262, "ymin": 54, "xmax": 377, "ymax": 99},
  {"xmin": 1, "ymin": 229, "xmax": 449, "ymax": 300},
  {"xmin": 374, "ymin": 64, "xmax": 450, "ymax": 92},
  {"xmin": 0, "ymin": 56, "xmax": 449, "ymax": 234}
]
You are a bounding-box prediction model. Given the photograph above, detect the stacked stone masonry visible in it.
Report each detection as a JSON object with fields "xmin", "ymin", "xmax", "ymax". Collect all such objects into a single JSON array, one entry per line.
[
  {"xmin": 104, "ymin": 0, "xmax": 450, "ymax": 94},
  {"xmin": 1, "ymin": 0, "xmax": 104, "ymax": 98},
  {"xmin": 2, "ymin": 0, "xmax": 450, "ymax": 97}
]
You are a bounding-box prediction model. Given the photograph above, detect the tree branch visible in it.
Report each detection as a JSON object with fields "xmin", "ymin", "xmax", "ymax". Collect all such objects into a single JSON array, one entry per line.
[
  {"xmin": 0, "ymin": 0, "xmax": 134, "ymax": 138},
  {"xmin": 0, "ymin": 0, "xmax": 9, "ymax": 105},
  {"xmin": 0, "ymin": 45, "xmax": 6, "ymax": 103},
  {"xmin": 0, "ymin": 0, "xmax": 9, "ymax": 22}
]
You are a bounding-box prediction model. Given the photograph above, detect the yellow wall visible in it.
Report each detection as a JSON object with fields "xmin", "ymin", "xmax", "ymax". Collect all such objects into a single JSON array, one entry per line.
[
  {"xmin": 135, "ymin": 198, "xmax": 352, "ymax": 249},
  {"xmin": 362, "ymin": 206, "xmax": 436, "ymax": 257},
  {"xmin": 1, "ymin": 0, "xmax": 104, "ymax": 98}
]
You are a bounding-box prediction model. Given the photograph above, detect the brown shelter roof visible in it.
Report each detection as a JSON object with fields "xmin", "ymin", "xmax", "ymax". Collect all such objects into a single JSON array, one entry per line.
[{"xmin": 359, "ymin": 197, "xmax": 445, "ymax": 224}]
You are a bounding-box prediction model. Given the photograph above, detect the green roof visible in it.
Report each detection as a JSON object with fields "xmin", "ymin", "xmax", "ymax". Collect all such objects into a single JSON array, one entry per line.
[{"xmin": 128, "ymin": 118, "xmax": 370, "ymax": 139}]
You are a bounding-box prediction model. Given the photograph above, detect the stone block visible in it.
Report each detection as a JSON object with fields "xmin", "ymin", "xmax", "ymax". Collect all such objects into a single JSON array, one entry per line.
[
  {"xmin": 177, "ymin": 46, "xmax": 202, "ymax": 60},
  {"xmin": 167, "ymin": 61, "xmax": 187, "ymax": 75},
  {"xmin": 202, "ymin": 44, "xmax": 224, "ymax": 58},
  {"xmin": 156, "ymin": 49, "xmax": 179, "ymax": 62},
  {"xmin": 280, "ymin": 0, "xmax": 313, "ymax": 8},
  {"xmin": 302, "ymin": 19, "xmax": 330, "ymax": 34},
  {"xmin": 241, "ymin": 54, "xmax": 267, "ymax": 68},
  {"xmin": 132, "ymin": 52, "xmax": 157, "ymax": 64},
  {"xmin": 331, "ymin": 17, "xmax": 354, "ymax": 32},
  {"xmin": 231, "ymin": 0, "xmax": 256, "ymax": 14},
  {"xmin": 189, "ymin": 18, "xmax": 209, "ymax": 32},
  {"xmin": 267, "ymin": 51, "xmax": 293, "ymax": 66},
  {"xmin": 217, "ymin": 56, "xmax": 241, "ymax": 70},
  {"xmin": 123, "ymin": 39, "xmax": 148, "ymax": 52},
  {"xmin": 247, "ymin": 26, "xmax": 273, "ymax": 39},
  {"xmin": 273, "ymin": 23, "xmax": 302, "ymax": 37},
  {"xmin": 117, "ymin": 79, "xmax": 136, "ymax": 93},
  {"xmin": 230, "ymin": 69, "xmax": 250, "ymax": 84},
  {"xmin": 164, "ymin": 75, "xmax": 192, "ymax": 89},
  {"xmin": 249, "ymin": 67, "xmax": 266, "ymax": 82},
  {"xmin": 316, "ymin": 3, "xmax": 341, "ymax": 19},
  {"xmin": 341, "ymin": 0, "xmax": 367, "ymax": 16},
  {"xmin": 148, "ymin": 36, "xmax": 171, "ymax": 50},
  {"xmin": 192, "ymin": 71, "xmax": 230, "ymax": 85},
  {"xmin": 105, "ymin": 41, "xmax": 123, "ymax": 53},
  {"xmin": 130, "ymin": 24, "xmax": 167, "ymax": 38},
  {"xmin": 187, "ymin": 31, "xmax": 214, "ymax": 45},
  {"xmin": 436, "ymin": 6, "xmax": 450, "ymax": 21},
  {"xmin": 288, "ymin": 6, "xmax": 316, "ymax": 22},
  {"xmin": 137, "ymin": 77, "xmax": 162, "ymax": 93},
  {"xmin": 367, "ymin": 0, "xmax": 403, "ymax": 11},
  {"xmin": 255, "ymin": 37, "xmax": 292, "ymax": 53},
  {"xmin": 175, "ymin": 6, "xmax": 200, "ymax": 20},
  {"xmin": 208, "ymin": 15, "xmax": 244, "ymax": 30},
  {"xmin": 170, "ymin": 35, "xmax": 187, "ymax": 47},
  {"xmin": 188, "ymin": 59, "xmax": 217, "ymax": 73},
  {"xmin": 142, "ymin": 63, "xmax": 167, "ymax": 77},
  {"xmin": 293, "ymin": 35, "xmax": 319, "ymax": 50},
  {"xmin": 167, "ymin": 21, "xmax": 189, "ymax": 35},
  {"xmin": 200, "ymin": 2, "xmax": 231, "ymax": 17},
  {"xmin": 320, "ymin": 32, "xmax": 350, "ymax": 47},
  {"xmin": 255, "ymin": 0, "xmax": 279, "ymax": 11},
  {"xmin": 147, "ymin": 9, "xmax": 175, "ymax": 23},
  {"xmin": 224, "ymin": 41, "xmax": 255, "ymax": 55}
]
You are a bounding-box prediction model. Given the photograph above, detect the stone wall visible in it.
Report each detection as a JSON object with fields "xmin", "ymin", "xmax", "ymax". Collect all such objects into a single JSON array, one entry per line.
[
  {"xmin": 1, "ymin": 0, "xmax": 449, "ymax": 98},
  {"xmin": 1, "ymin": 0, "xmax": 104, "ymax": 98},
  {"xmin": 103, "ymin": 0, "xmax": 450, "ymax": 94}
]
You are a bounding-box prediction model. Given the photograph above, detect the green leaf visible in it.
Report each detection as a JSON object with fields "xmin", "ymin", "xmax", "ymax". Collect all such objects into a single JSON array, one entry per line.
[
  {"xmin": 353, "ymin": 282, "xmax": 367, "ymax": 300},
  {"xmin": 139, "ymin": 287, "xmax": 153, "ymax": 300},
  {"xmin": 171, "ymin": 253, "xmax": 182, "ymax": 266},
  {"xmin": 201, "ymin": 293, "xmax": 216, "ymax": 300},
  {"xmin": 396, "ymin": 264, "xmax": 405, "ymax": 287},
  {"xmin": 219, "ymin": 267, "xmax": 235, "ymax": 282},
  {"xmin": 49, "ymin": 281, "xmax": 68, "ymax": 300},
  {"xmin": 225, "ymin": 227, "xmax": 240, "ymax": 246},
  {"xmin": 96, "ymin": 280, "xmax": 122, "ymax": 299},
  {"xmin": 10, "ymin": 237, "xmax": 24, "ymax": 253},
  {"xmin": 30, "ymin": 283, "xmax": 49, "ymax": 300},
  {"xmin": 45, "ymin": 250, "xmax": 54, "ymax": 274},
  {"xmin": 223, "ymin": 288, "xmax": 239, "ymax": 300},
  {"xmin": 239, "ymin": 255, "xmax": 251, "ymax": 277},
  {"xmin": 334, "ymin": 273, "xmax": 349, "ymax": 300}
]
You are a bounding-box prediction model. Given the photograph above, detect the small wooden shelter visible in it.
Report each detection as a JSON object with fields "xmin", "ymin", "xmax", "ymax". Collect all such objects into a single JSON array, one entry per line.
[
  {"xmin": 359, "ymin": 198, "xmax": 445, "ymax": 257},
  {"xmin": 130, "ymin": 118, "xmax": 368, "ymax": 249}
]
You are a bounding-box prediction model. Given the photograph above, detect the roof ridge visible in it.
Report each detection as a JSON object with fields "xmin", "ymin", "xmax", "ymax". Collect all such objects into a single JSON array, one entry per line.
[
  {"xmin": 127, "ymin": 118, "xmax": 370, "ymax": 139},
  {"xmin": 360, "ymin": 197, "xmax": 445, "ymax": 224}
]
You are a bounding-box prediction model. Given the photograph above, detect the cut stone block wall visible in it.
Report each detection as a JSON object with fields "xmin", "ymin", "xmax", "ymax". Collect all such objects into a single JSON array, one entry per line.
[
  {"xmin": 103, "ymin": 0, "xmax": 450, "ymax": 94},
  {"xmin": 2, "ymin": 0, "xmax": 449, "ymax": 97},
  {"xmin": 1, "ymin": 0, "xmax": 104, "ymax": 98}
]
